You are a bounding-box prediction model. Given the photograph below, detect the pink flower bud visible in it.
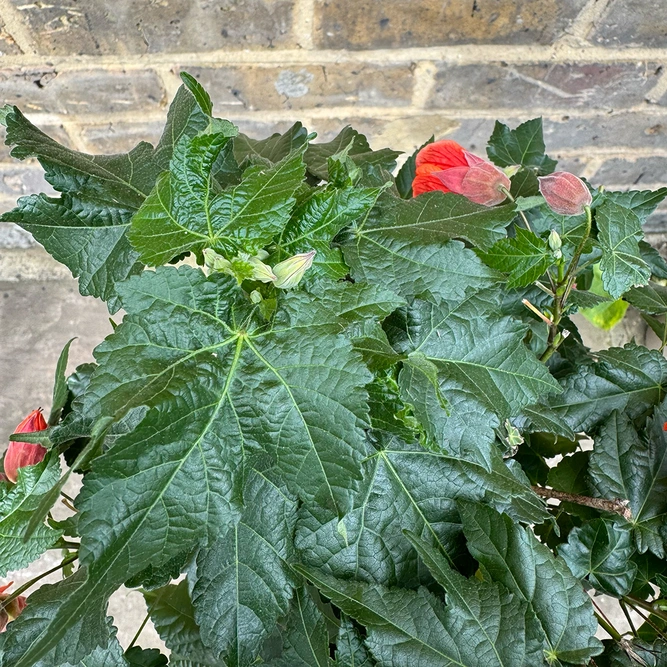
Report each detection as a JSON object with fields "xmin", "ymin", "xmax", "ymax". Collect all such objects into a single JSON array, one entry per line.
[
  {"xmin": 4, "ymin": 409, "xmax": 48, "ymax": 484},
  {"xmin": 538, "ymin": 172, "xmax": 592, "ymax": 216},
  {"xmin": 0, "ymin": 582, "xmax": 27, "ymax": 631},
  {"xmin": 437, "ymin": 160, "xmax": 511, "ymax": 207}
]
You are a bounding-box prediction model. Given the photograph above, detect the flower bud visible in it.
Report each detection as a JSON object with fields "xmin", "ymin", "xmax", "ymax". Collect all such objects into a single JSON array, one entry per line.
[
  {"xmin": 249, "ymin": 290, "xmax": 263, "ymax": 304},
  {"xmin": 538, "ymin": 172, "xmax": 592, "ymax": 216},
  {"xmin": 273, "ymin": 250, "xmax": 316, "ymax": 289},
  {"xmin": 4, "ymin": 409, "xmax": 47, "ymax": 484},
  {"xmin": 246, "ymin": 255, "xmax": 277, "ymax": 283},
  {"xmin": 203, "ymin": 248, "xmax": 232, "ymax": 274},
  {"xmin": 548, "ymin": 229, "xmax": 563, "ymax": 259},
  {"xmin": 438, "ymin": 161, "xmax": 511, "ymax": 207},
  {"xmin": 0, "ymin": 582, "xmax": 27, "ymax": 632}
]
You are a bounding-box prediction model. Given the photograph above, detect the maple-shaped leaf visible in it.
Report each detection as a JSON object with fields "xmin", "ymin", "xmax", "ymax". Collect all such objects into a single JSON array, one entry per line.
[
  {"xmin": 549, "ymin": 343, "xmax": 667, "ymax": 433},
  {"xmin": 296, "ymin": 435, "xmax": 549, "ymax": 590},
  {"xmin": 590, "ymin": 408, "xmax": 667, "ymax": 558},
  {"xmin": 460, "ymin": 502, "xmax": 603, "ymax": 665},
  {"xmin": 480, "ymin": 228, "xmax": 553, "ymax": 289},
  {"xmin": 486, "ymin": 118, "xmax": 557, "ymax": 175},
  {"xmin": 597, "ymin": 199, "xmax": 651, "ymax": 299},
  {"xmin": 559, "ymin": 518, "xmax": 637, "ymax": 597},
  {"xmin": 298, "ymin": 543, "xmax": 531, "ymax": 667}
]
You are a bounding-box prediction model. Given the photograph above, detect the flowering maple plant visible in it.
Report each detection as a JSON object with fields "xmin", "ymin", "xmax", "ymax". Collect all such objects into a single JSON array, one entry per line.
[{"xmin": 1, "ymin": 73, "xmax": 667, "ymax": 667}]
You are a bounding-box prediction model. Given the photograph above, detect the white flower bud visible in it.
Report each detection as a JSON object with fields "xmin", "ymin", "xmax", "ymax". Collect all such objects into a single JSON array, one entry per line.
[{"xmin": 273, "ymin": 250, "xmax": 317, "ymax": 289}]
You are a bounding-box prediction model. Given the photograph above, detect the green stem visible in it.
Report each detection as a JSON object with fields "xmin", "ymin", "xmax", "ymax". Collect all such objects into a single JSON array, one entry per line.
[
  {"xmin": 128, "ymin": 610, "xmax": 151, "ymax": 650},
  {"xmin": 539, "ymin": 205, "xmax": 593, "ymax": 363},
  {"xmin": 0, "ymin": 553, "xmax": 78, "ymax": 611},
  {"xmin": 619, "ymin": 599, "xmax": 638, "ymax": 637},
  {"xmin": 594, "ymin": 610, "xmax": 622, "ymax": 641},
  {"xmin": 500, "ymin": 186, "xmax": 532, "ymax": 231},
  {"xmin": 623, "ymin": 595, "xmax": 667, "ymax": 623}
]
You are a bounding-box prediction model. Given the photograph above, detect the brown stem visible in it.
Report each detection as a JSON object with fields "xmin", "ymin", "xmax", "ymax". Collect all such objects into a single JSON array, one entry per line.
[{"xmin": 532, "ymin": 485, "xmax": 632, "ymax": 520}]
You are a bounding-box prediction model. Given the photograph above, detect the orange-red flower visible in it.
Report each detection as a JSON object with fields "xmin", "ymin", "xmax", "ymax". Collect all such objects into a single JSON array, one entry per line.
[
  {"xmin": 0, "ymin": 582, "xmax": 27, "ymax": 632},
  {"xmin": 4, "ymin": 408, "xmax": 48, "ymax": 484},
  {"xmin": 413, "ymin": 139, "xmax": 511, "ymax": 206}
]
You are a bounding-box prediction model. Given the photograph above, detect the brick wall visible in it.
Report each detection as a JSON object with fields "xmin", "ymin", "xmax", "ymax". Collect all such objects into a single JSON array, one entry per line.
[{"xmin": 1, "ymin": 0, "xmax": 667, "ymax": 272}]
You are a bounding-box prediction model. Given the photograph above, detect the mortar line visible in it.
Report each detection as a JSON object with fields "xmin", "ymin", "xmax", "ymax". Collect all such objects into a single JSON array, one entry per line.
[
  {"xmin": 410, "ymin": 61, "xmax": 437, "ymax": 109},
  {"xmin": 0, "ymin": 0, "xmax": 36, "ymax": 54},
  {"xmin": 1, "ymin": 44, "xmax": 667, "ymax": 69},
  {"xmin": 292, "ymin": 0, "xmax": 315, "ymax": 50}
]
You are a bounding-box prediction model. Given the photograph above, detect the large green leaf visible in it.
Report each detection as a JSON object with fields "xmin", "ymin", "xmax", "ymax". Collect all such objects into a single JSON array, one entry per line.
[
  {"xmin": 486, "ymin": 118, "xmax": 557, "ymax": 175},
  {"xmin": 192, "ymin": 470, "xmax": 298, "ymax": 666},
  {"xmin": 234, "ymin": 122, "xmax": 309, "ymax": 165},
  {"xmin": 66, "ymin": 627, "xmax": 128, "ymax": 667},
  {"xmin": 558, "ymin": 518, "xmax": 637, "ymax": 596},
  {"xmin": 604, "ymin": 188, "xmax": 667, "ymax": 222},
  {"xmin": 549, "ymin": 343, "xmax": 667, "ymax": 432},
  {"xmin": 597, "ymin": 199, "xmax": 651, "ymax": 299},
  {"xmin": 299, "ymin": 558, "xmax": 528, "ymax": 667},
  {"xmin": 296, "ymin": 435, "xmax": 549, "ymax": 590},
  {"xmin": 624, "ymin": 281, "xmax": 667, "ymax": 314},
  {"xmin": 590, "ymin": 407, "xmax": 667, "ymax": 558},
  {"xmin": 459, "ymin": 502, "xmax": 603, "ymax": 665},
  {"xmin": 144, "ymin": 580, "xmax": 220, "ymax": 666},
  {"xmin": 387, "ymin": 295, "xmax": 560, "ymax": 463},
  {"xmin": 0, "ymin": 456, "xmax": 61, "ymax": 577}
]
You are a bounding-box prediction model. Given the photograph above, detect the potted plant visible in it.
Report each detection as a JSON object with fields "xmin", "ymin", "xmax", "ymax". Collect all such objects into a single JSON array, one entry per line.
[{"xmin": 0, "ymin": 72, "xmax": 666, "ymax": 666}]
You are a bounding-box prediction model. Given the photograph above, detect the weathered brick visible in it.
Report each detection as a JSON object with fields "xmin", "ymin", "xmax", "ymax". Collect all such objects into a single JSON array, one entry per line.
[
  {"xmin": 0, "ymin": 68, "xmax": 165, "ymax": 115},
  {"xmin": 428, "ymin": 62, "xmax": 663, "ymax": 111},
  {"xmin": 79, "ymin": 120, "xmax": 165, "ymax": 154},
  {"xmin": 314, "ymin": 0, "xmax": 587, "ymax": 49},
  {"xmin": 591, "ymin": 157, "xmax": 667, "ymax": 187},
  {"xmin": 0, "ymin": 20, "xmax": 22, "ymax": 56},
  {"xmin": 181, "ymin": 63, "xmax": 414, "ymax": 112},
  {"xmin": 10, "ymin": 0, "xmax": 296, "ymax": 55},
  {"xmin": 590, "ymin": 0, "xmax": 667, "ymax": 48}
]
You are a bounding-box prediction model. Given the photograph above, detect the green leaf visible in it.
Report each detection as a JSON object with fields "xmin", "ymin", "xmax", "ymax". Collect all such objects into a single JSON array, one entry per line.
[
  {"xmin": 84, "ymin": 266, "xmax": 371, "ymax": 514},
  {"xmin": 405, "ymin": 531, "xmax": 535, "ymax": 666},
  {"xmin": 388, "ymin": 296, "xmax": 561, "ymax": 462},
  {"xmin": 299, "ymin": 560, "xmax": 528, "ymax": 667},
  {"xmin": 296, "ymin": 436, "xmax": 549, "ymax": 590},
  {"xmin": 604, "ymin": 188, "xmax": 667, "ymax": 222},
  {"xmin": 459, "ymin": 502, "xmax": 603, "ymax": 665},
  {"xmin": 144, "ymin": 580, "xmax": 218, "ymax": 666},
  {"xmin": 528, "ymin": 205, "xmax": 590, "ymax": 257},
  {"xmin": 1, "ymin": 194, "xmax": 143, "ymax": 310},
  {"xmin": 625, "ymin": 281, "xmax": 667, "ymax": 314},
  {"xmin": 569, "ymin": 290, "xmax": 611, "ymax": 310},
  {"xmin": 124, "ymin": 647, "xmax": 169, "ymax": 667},
  {"xmin": 486, "ymin": 118, "xmax": 557, "ymax": 175},
  {"xmin": 597, "ymin": 199, "xmax": 651, "ymax": 299},
  {"xmin": 549, "ymin": 343, "xmax": 667, "ymax": 432},
  {"xmin": 480, "ymin": 228, "xmax": 553, "ymax": 289},
  {"xmin": 277, "ymin": 184, "xmax": 386, "ymax": 279},
  {"xmin": 559, "ymin": 518, "xmax": 637, "ymax": 596},
  {"xmin": 234, "ymin": 122, "xmax": 309, "ymax": 165},
  {"xmin": 191, "ymin": 470, "xmax": 298, "ymax": 666},
  {"xmin": 591, "ymin": 408, "xmax": 667, "ymax": 558},
  {"xmin": 305, "ymin": 127, "xmax": 400, "ymax": 181},
  {"xmin": 49, "ymin": 338, "xmax": 76, "ymax": 426},
  {"xmin": 334, "ymin": 617, "xmax": 374, "ymax": 666},
  {"xmin": 0, "ymin": 456, "xmax": 61, "ymax": 578},
  {"xmin": 267, "ymin": 587, "xmax": 332, "ymax": 667},
  {"xmin": 395, "ymin": 137, "xmax": 433, "ymax": 199},
  {"xmin": 69, "ymin": 628, "xmax": 128, "ymax": 667},
  {"xmin": 0, "ymin": 567, "xmax": 111, "ymax": 667},
  {"xmin": 129, "ymin": 140, "xmax": 308, "ymax": 265},
  {"xmin": 639, "ymin": 239, "xmax": 667, "ymax": 279}
]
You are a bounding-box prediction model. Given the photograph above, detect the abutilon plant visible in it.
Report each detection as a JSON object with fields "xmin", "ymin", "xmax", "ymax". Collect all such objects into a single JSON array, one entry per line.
[{"xmin": 1, "ymin": 73, "xmax": 667, "ymax": 666}]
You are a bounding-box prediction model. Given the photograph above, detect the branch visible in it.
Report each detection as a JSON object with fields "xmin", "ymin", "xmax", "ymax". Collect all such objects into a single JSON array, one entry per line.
[{"xmin": 532, "ymin": 485, "xmax": 632, "ymax": 520}]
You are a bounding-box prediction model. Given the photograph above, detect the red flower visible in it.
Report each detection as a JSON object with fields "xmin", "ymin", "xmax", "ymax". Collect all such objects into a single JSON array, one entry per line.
[
  {"xmin": 4, "ymin": 409, "xmax": 48, "ymax": 484},
  {"xmin": 538, "ymin": 172, "xmax": 592, "ymax": 216},
  {"xmin": 0, "ymin": 582, "xmax": 27, "ymax": 632},
  {"xmin": 413, "ymin": 139, "xmax": 511, "ymax": 206},
  {"xmin": 663, "ymin": 421, "xmax": 667, "ymax": 432}
]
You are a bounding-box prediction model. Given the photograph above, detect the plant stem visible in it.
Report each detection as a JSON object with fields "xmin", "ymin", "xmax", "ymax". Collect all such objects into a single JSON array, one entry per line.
[
  {"xmin": 594, "ymin": 610, "xmax": 623, "ymax": 641},
  {"xmin": 624, "ymin": 601, "xmax": 667, "ymax": 642},
  {"xmin": 619, "ymin": 599, "xmax": 638, "ymax": 637},
  {"xmin": 500, "ymin": 186, "xmax": 532, "ymax": 231},
  {"xmin": 128, "ymin": 610, "xmax": 151, "ymax": 650},
  {"xmin": 539, "ymin": 205, "xmax": 593, "ymax": 363},
  {"xmin": 531, "ymin": 486, "xmax": 632, "ymax": 520},
  {"xmin": 623, "ymin": 595, "xmax": 667, "ymax": 623},
  {"xmin": 0, "ymin": 553, "xmax": 78, "ymax": 611}
]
